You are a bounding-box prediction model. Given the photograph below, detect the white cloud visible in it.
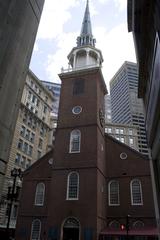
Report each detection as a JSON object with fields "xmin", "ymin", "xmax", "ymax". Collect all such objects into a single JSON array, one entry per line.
[
  {"xmin": 37, "ymin": 0, "xmax": 79, "ymax": 39},
  {"xmin": 95, "ymin": 22, "xmax": 136, "ymax": 89},
  {"xmin": 114, "ymin": 0, "xmax": 126, "ymax": 11},
  {"xmin": 33, "ymin": 43, "xmax": 39, "ymax": 52},
  {"xmin": 45, "ymin": 31, "xmax": 78, "ymax": 83}
]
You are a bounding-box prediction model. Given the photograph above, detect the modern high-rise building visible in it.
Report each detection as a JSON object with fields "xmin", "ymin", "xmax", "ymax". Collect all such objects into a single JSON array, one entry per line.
[
  {"xmin": 41, "ymin": 81, "xmax": 61, "ymax": 116},
  {"xmin": 110, "ymin": 61, "xmax": 148, "ymax": 155},
  {"xmin": 0, "ymin": 70, "xmax": 54, "ymax": 233},
  {"xmin": 0, "ymin": 0, "xmax": 45, "ymax": 201},
  {"xmin": 105, "ymin": 123, "xmax": 139, "ymax": 151},
  {"xmin": 104, "ymin": 95, "xmax": 112, "ymax": 123}
]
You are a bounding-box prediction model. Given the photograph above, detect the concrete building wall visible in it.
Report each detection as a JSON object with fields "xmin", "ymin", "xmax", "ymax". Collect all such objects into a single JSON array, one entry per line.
[
  {"xmin": 110, "ymin": 61, "xmax": 149, "ymax": 156},
  {"xmin": 0, "ymin": 70, "xmax": 53, "ymax": 230},
  {"xmin": 105, "ymin": 123, "xmax": 139, "ymax": 151},
  {"xmin": 0, "ymin": 0, "xmax": 45, "ymax": 198}
]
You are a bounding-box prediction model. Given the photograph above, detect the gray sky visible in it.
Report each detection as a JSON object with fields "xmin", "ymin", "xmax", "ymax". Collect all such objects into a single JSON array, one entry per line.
[{"xmin": 30, "ymin": 0, "xmax": 136, "ymax": 89}]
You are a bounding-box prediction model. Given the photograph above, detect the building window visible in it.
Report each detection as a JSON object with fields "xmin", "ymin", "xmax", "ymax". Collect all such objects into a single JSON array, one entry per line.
[
  {"xmin": 28, "ymin": 145, "xmax": 33, "ymax": 156},
  {"xmin": 26, "ymin": 159, "xmax": 31, "ymax": 169},
  {"xmin": 38, "ymin": 138, "xmax": 43, "ymax": 149},
  {"xmin": 132, "ymin": 221, "xmax": 144, "ymax": 229},
  {"xmin": 129, "ymin": 129, "xmax": 133, "ymax": 135},
  {"xmin": 129, "ymin": 137, "xmax": 134, "ymax": 146},
  {"xmin": 37, "ymin": 151, "xmax": 41, "ymax": 159},
  {"xmin": 31, "ymin": 219, "xmax": 41, "ymax": 240},
  {"xmin": 73, "ymin": 79, "xmax": 85, "ymax": 95},
  {"xmin": 115, "ymin": 128, "xmax": 119, "ymax": 134},
  {"xmin": 107, "ymin": 128, "xmax": 112, "ymax": 133},
  {"xmin": 23, "ymin": 142, "xmax": 28, "ymax": 154},
  {"xmin": 35, "ymin": 183, "xmax": 45, "ymax": 206},
  {"xmin": 20, "ymin": 126, "xmax": 25, "ymax": 137},
  {"xmin": 25, "ymin": 129, "xmax": 30, "ymax": 140},
  {"xmin": 67, "ymin": 172, "xmax": 79, "ymax": 200},
  {"xmin": 69, "ymin": 130, "xmax": 81, "ymax": 153},
  {"xmin": 120, "ymin": 128, "xmax": 124, "ymax": 134},
  {"xmin": 120, "ymin": 137, "xmax": 125, "ymax": 143},
  {"xmin": 108, "ymin": 221, "xmax": 120, "ymax": 229},
  {"xmin": 17, "ymin": 139, "xmax": 23, "ymax": 150},
  {"xmin": 15, "ymin": 153, "xmax": 21, "ymax": 165},
  {"xmin": 108, "ymin": 180, "xmax": 120, "ymax": 206},
  {"xmin": 21, "ymin": 156, "xmax": 26, "ymax": 168},
  {"xmin": 130, "ymin": 179, "xmax": 143, "ymax": 205}
]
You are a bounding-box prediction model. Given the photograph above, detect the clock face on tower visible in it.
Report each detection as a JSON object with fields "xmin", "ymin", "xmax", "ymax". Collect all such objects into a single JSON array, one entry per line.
[
  {"xmin": 99, "ymin": 108, "xmax": 105, "ymax": 127},
  {"xmin": 72, "ymin": 106, "xmax": 82, "ymax": 114}
]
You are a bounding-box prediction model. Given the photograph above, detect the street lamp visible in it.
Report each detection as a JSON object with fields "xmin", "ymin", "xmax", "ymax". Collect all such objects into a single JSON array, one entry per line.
[
  {"xmin": 126, "ymin": 215, "xmax": 130, "ymax": 239},
  {"xmin": 6, "ymin": 168, "xmax": 22, "ymax": 240}
]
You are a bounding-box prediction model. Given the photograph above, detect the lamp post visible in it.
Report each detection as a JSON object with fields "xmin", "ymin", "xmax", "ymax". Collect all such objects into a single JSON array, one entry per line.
[
  {"xmin": 6, "ymin": 168, "xmax": 22, "ymax": 240},
  {"xmin": 126, "ymin": 215, "xmax": 130, "ymax": 239}
]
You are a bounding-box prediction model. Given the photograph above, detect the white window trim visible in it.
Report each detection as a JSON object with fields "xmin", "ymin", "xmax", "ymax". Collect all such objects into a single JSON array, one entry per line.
[
  {"xmin": 31, "ymin": 219, "xmax": 41, "ymax": 240},
  {"xmin": 108, "ymin": 180, "xmax": 120, "ymax": 206},
  {"xmin": 130, "ymin": 179, "xmax": 143, "ymax": 206},
  {"xmin": 66, "ymin": 172, "xmax": 79, "ymax": 200},
  {"xmin": 35, "ymin": 183, "xmax": 45, "ymax": 206},
  {"xmin": 69, "ymin": 130, "xmax": 81, "ymax": 153}
]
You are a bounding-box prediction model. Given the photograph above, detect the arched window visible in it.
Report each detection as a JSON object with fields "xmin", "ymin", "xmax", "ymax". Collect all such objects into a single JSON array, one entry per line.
[
  {"xmin": 108, "ymin": 180, "xmax": 120, "ymax": 205},
  {"xmin": 108, "ymin": 221, "xmax": 120, "ymax": 229},
  {"xmin": 31, "ymin": 219, "xmax": 41, "ymax": 240},
  {"xmin": 130, "ymin": 179, "xmax": 143, "ymax": 205},
  {"xmin": 132, "ymin": 221, "xmax": 144, "ymax": 229},
  {"xmin": 69, "ymin": 130, "xmax": 81, "ymax": 153},
  {"xmin": 67, "ymin": 172, "xmax": 79, "ymax": 200},
  {"xmin": 35, "ymin": 182, "xmax": 45, "ymax": 206}
]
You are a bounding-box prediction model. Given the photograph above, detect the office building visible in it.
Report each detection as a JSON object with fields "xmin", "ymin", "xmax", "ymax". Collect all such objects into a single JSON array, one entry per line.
[
  {"xmin": 0, "ymin": 0, "xmax": 45, "ymax": 199},
  {"xmin": 41, "ymin": 81, "xmax": 61, "ymax": 116},
  {"xmin": 104, "ymin": 95, "xmax": 112, "ymax": 123},
  {"xmin": 128, "ymin": 0, "xmax": 160, "ymax": 232},
  {"xmin": 0, "ymin": 70, "xmax": 54, "ymax": 234},
  {"xmin": 110, "ymin": 61, "xmax": 148, "ymax": 155},
  {"xmin": 105, "ymin": 123, "xmax": 139, "ymax": 151}
]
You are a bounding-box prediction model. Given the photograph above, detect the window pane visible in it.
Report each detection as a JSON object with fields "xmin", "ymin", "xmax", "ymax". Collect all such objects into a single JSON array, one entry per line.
[
  {"xmin": 73, "ymin": 79, "xmax": 85, "ymax": 95},
  {"xmin": 131, "ymin": 180, "xmax": 142, "ymax": 204},
  {"xmin": 109, "ymin": 181, "xmax": 119, "ymax": 205},
  {"xmin": 35, "ymin": 183, "xmax": 45, "ymax": 205},
  {"xmin": 31, "ymin": 219, "xmax": 41, "ymax": 240},
  {"xmin": 68, "ymin": 173, "xmax": 79, "ymax": 199},
  {"xmin": 70, "ymin": 130, "xmax": 81, "ymax": 153}
]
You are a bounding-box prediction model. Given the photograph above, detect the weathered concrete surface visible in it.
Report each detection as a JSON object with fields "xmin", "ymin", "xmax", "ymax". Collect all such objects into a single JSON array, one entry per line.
[{"xmin": 0, "ymin": 0, "xmax": 45, "ymax": 196}]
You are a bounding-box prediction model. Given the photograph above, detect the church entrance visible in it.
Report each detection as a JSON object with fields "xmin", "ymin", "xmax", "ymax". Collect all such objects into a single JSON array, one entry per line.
[{"xmin": 62, "ymin": 218, "xmax": 80, "ymax": 240}]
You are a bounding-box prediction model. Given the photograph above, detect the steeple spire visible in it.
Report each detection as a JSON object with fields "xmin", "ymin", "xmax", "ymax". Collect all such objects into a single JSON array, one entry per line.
[{"xmin": 77, "ymin": 0, "xmax": 96, "ymax": 47}]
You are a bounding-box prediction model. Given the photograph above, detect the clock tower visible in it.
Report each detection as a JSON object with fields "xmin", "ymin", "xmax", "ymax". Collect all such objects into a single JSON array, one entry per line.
[{"xmin": 48, "ymin": 1, "xmax": 107, "ymax": 240}]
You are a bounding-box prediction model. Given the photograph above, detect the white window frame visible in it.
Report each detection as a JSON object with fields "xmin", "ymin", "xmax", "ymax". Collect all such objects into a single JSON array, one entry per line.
[
  {"xmin": 35, "ymin": 183, "xmax": 45, "ymax": 206},
  {"xmin": 69, "ymin": 130, "xmax": 81, "ymax": 153},
  {"xmin": 108, "ymin": 180, "xmax": 120, "ymax": 206},
  {"xmin": 66, "ymin": 172, "xmax": 79, "ymax": 200},
  {"xmin": 31, "ymin": 219, "xmax": 41, "ymax": 240},
  {"xmin": 130, "ymin": 179, "xmax": 143, "ymax": 205}
]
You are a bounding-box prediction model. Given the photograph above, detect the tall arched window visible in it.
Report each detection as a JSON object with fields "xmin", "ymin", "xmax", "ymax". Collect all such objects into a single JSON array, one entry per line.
[
  {"xmin": 31, "ymin": 219, "xmax": 41, "ymax": 240},
  {"xmin": 35, "ymin": 182, "xmax": 45, "ymax": 206},
  {"xmin": 108, "ymin": 180, "xmax": 120, "ymax": 205},
  {"xmin": 69, "ymin": 130, "xmax": 81, "ymax": 153},
  {"xmin": 67, "ymin": 172, "xmax": 79, "ymax": 200},
  {"xmin": 130, "ymin": 179, "xmax": 143, "ymax": 205}
]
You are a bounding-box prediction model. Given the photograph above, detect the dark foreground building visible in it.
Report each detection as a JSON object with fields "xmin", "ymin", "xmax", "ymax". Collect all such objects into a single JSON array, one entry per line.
[
  {"xmin": 16, "ymin": 1, "xmax": 157, "ymax": 240},
  {"xmin": 127, "ymin": 0, "xmax": 160, "ymax": 233},
  {"xmin": 0, "ymin": 0, "xmax": 45, "ymax": 200}
]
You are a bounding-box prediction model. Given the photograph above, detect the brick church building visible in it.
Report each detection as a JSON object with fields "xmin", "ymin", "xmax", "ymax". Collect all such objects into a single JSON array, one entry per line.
[{"xmin": 16, "ymin": 1, "xmax": 157, "ymax": 240}]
